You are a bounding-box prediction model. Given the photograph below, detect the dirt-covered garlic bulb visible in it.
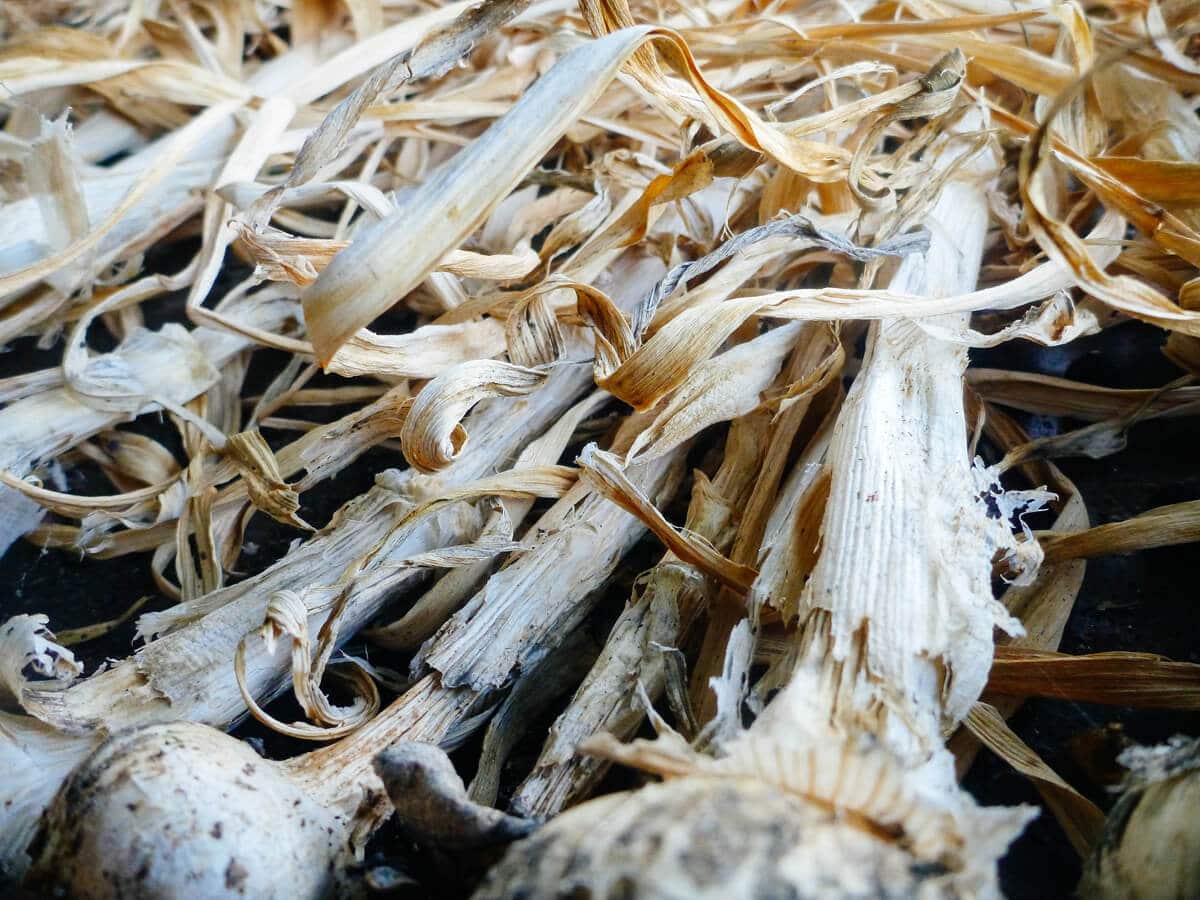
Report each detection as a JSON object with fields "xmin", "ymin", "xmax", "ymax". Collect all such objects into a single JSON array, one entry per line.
[
  {"xmin": 1079, "ymin": 736, "xmax": 1200, "ymax": 900},
  {"xmin": 23, "ymin": 723, "xmax": 360, "ymax": 899},
  {"xmin": 22, "ymin": 720, "xmax": 541, "ymax": 900},
  {"xmin": 477, "ymin": 774, "xmax": 933, "ymax": 900}
]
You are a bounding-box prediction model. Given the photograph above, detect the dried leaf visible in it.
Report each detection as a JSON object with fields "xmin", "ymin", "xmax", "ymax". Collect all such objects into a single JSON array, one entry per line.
[
  {"xmin": 578, "ymin": 443, "xmax": 756, "ymax": 593},
  {"xmin": 987, "ymin": 648, "xmax": 1200, "ymax": 710},
  {"xmin": 1040, "ymin": 499, "xmax": 1200, "ymax": 562},
  {"xmin": 400, "ymin": 361, "xmax": 547, "ymax": 473},
  {"xmin": 225, "ymin": 429, "xmax": 312, "ymax": 530},
  {"xmin": 965, "ymin": 702, "xmax": 1104, "ymax": 857}
]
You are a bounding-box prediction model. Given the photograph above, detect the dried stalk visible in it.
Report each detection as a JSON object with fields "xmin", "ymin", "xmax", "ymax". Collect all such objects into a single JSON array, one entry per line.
[
  {"xmin": 21, "ymin": 416, "xmax": 687, "ymax": 896},
  {"xmin": 478, "ymin": 107, "xmax": 1037, "ymax": 898},
  {"xmin": 468, "ymin": 629, "xmax": 599, "ymax": 808},
  {"xmin": 511, "ymin": 409, "xmax": 768, "ymax": 816},
  {"xmin": 0, "ymin": 286, "xmax": 640, "ymax": 878},
  {"xmin": 512, "ymin": 309, "xmax": 845, "ymax": 815},
  {"xmin": 367, "ymin": 389, "xmax": 610, "ymax": 652}
]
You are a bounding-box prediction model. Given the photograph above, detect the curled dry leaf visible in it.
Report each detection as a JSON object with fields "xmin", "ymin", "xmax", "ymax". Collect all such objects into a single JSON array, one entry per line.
[
  {"xmin": 223, "ymin": 429, "xmax": 312, "ymax": 531},
  {"xmin": 303, "ymin": 23, "xmax": 860, "ymax": 363},
  {"xmin": 400, "ymin": 360, "xmax": 548, "ymax": 473}
]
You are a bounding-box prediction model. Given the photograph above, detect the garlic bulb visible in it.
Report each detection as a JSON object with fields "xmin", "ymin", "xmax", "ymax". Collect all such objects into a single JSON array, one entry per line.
[
  {"xmin": 1079, "ymin": 737, "xmax": 1200, "ymax": 900},
  {"xmin": 479, "ymin": 776, "xmax": 930, "ymax": 900},
  {"xmin": 25, "ymin": 723, "xmax": 355, "ymax": 899}
]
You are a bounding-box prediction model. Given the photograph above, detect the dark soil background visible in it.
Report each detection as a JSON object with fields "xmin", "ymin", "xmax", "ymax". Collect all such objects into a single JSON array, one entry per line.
[{"xmin": 2, "ymin": 295, "xmax": 1197, "ymax": 896}]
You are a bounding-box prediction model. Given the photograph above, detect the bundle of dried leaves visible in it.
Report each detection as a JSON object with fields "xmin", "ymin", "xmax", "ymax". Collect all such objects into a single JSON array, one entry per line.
[{"xmin": 1, "ymin": 0, "xmax": 1199, "ymax": 896}]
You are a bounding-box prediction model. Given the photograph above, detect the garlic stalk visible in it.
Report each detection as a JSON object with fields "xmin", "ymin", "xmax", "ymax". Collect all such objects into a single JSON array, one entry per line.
[
  {"xmin": 477, "ymin": 107, "xmax": 1037, "ymax": 898},
  {"xmin": 21, "ymin": 423, "xmax": 686, "ymax": 897},
  {"xmin": 410, "ymin": 421, "xmax": 685, "ymax": 692},
  {"xmin": 468, "ymin": 628, "xmax": 598, "ymax": 808},
  {"xmin": 686, "ymin": 322, "xmax": 842, "ymax": 725},
  {"xmin": 510, "ymin": 410, "xmax": 767, "ymax": 815},
  {"xmin": 367, "ymin": 389, "xmax": 611, "ymax": 653},
  {"xmin": 511, "ymin": 315, "xmax": 841, "ymax": 815}
]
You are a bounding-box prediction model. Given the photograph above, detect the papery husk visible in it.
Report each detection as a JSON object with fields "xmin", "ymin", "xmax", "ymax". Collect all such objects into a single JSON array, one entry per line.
[
  {"xmin": 939, "ymin": 401, "xmax": 1105, "ymax": 856},
  {"xmin": 0, "ymin": 615, "xmax": 82, "ymax": 709}
]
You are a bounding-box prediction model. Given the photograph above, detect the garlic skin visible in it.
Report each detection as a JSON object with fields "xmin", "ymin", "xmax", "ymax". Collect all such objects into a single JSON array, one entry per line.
[{"xmin": 23, "ymin": 723, "xmax": 355, "ymax": 899}]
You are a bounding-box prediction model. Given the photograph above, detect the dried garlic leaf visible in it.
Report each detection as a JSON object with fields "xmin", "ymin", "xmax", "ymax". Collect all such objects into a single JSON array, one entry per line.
[
  {"xmin": 987, "ymin": 648, "xmax": 1200, "ymax": 710},
  {"xmin": 578, "ymin": 443, "xmax": 756, "ymax": 593},
  {"xmin": 1040, "ymin": 499, "xmax": 1200, "ymax": 562},
  {"xmin": 400, "ymin": 361, "xmax": 547, "ymax": 473},
  {"xmin": 225, "ymin": 429, "xmax": 312, "ymax": 530},
  {"xmin": 966, "ymin": 702, "xmax": 1104, "ymax": 857}
]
